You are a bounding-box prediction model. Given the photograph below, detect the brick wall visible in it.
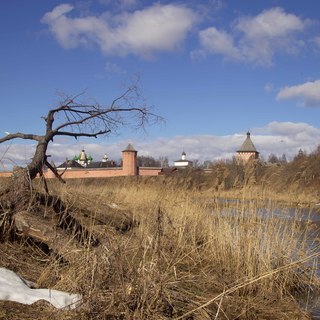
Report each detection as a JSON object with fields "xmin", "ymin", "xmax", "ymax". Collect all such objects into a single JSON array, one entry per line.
[
  {"xmin": 0, "ymin": 146, "xmax": 163, "ymax": 179},
  {"xmin": 0, "ymin": 167, "xmax": 162, "ymax": 179},
  {"xmin": 45, "ymin": 167, "xmax": 125, "ymax": 179},
  {"xmin": 139, "ymin": 167, "xmax": 162, "ymax": 176},
  {"xmin": 0, "ymin": 172, "xmax": 12, "ymax": 178}
]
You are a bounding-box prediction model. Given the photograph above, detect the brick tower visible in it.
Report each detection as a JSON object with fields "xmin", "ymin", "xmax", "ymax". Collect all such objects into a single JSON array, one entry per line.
[
  {"xmin": 236, "ymin": 132, "xmax": 259, "ymax": 163},
  {"xmin": 122, "ymin": 144, "xmax": 138, "ymax": 176}
]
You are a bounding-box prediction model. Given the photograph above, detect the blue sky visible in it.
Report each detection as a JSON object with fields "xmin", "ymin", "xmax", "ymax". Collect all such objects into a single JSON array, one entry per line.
[{"xmin": 1, "ymin": 0, "xmax": 320, "ymax": 169}]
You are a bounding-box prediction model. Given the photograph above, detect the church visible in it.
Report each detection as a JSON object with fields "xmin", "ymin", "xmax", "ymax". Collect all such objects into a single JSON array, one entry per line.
[
  {"xmin": 174, "ymin": 151, "xmax": 193, "ymax": 168},
  {"xmin": 58, "ymin": 149, "xmax": 117, "ymax": 169}
]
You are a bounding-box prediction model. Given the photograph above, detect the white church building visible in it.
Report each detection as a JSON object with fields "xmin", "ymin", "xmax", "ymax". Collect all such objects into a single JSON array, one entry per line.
[{"xmin": 174, "ymin": 151, "xmax": 193, "ymax": 168}]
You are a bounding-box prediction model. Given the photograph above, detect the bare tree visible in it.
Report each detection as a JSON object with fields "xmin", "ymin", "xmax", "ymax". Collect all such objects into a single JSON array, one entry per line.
[
  {"xmin": 267, "ymin": 153, "xmax": 280, "ymax": 164},
  {"xmin": 0, "ymin": 80, "xmax": 161, "ymax": 242},
  {"xmin": 137, "ymin": 155, "xmax": 161, "ymax": 167}
]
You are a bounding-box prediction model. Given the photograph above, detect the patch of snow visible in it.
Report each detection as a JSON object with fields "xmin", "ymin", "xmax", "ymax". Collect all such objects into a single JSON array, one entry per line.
[{"xmin": 0, "ymin": 268, "xmax": 81, "ymax": 309}]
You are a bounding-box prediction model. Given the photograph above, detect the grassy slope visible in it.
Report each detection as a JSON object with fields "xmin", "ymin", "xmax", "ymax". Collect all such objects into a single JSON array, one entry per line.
[{"xmin": 1, "ymin": 176, "xmax": 319, "ymax": 319}]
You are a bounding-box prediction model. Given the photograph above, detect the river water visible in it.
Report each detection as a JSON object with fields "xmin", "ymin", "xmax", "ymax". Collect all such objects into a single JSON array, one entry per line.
[
  {"xmin": 293, "ymin": 207, "xmax": 320, "ymax": 320},
  {"xmin": 267, "ymin": 206, "xmax": 320, "ymax": 319},
  {"xmin": 213, "ymin": 198, "xmax": 320, "ymax": 319},
  {"xmin": 284, "ymin": 206, "xmax": 320, "ymax": 319}
]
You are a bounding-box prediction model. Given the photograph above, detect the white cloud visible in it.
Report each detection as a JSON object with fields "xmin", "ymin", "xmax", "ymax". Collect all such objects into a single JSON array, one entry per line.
[
  {"xmin": 42, "ymin": 3, "xmax": 73, "ymax": 21},
  {"xmin": 255, "ymin": 122, "xmax": 320, "ymax": 153},
  {"xmin": 236, "ymin": 7, "xmax": 304, "ymax": 39},
  {"xmin": 197, "ymin": 7, "xmax": 307, "ymax": 65},
  {"xmin": 1, "ymin": 121, "xmax": 319, "ymax": 170},
  {"xmin": 42, "ymin": 3, "xmax": 198, "ymax": 58},
  {"xmin": 0, "ymin": 143, "xmax": 36, "ymax": 170},
  {"xmin": 253, "ymin": 121, "xmax": 320, "ymax": 157},
  {"xmin": 257, "ymin": 121, "xmax": 320, "ymax": 137},
  {"xmin": 276, "ymin": 80, "xmax": 320, "ymax": 107},
  {"xmin": 198, "ymin": 27, "xmax": 239, "ymax": 59}
]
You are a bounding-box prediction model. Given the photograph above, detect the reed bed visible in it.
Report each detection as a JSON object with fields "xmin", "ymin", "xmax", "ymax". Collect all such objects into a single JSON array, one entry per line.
[{"xmin": 1, "ymin": 176, "xmax": 319, "ymax": 319}]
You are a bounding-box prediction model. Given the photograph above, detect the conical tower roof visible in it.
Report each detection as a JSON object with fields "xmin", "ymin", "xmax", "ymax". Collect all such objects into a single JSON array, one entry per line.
[
  {"xmin": 122, "ymin": 143, "xmax": 137, "ymax": 152},
  {"xmin": 237, "ymin": 132, "xmax": 258, "ymax": 152}
]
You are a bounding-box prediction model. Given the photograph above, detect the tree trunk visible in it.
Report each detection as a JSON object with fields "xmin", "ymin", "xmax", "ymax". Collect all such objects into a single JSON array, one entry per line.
[
  {"xmin": 9, "ymin": 140, "xmax": 49, "ymax": 211},
  {"xmin": 10, "ymin": 167, "xmax": 33, "ymax": 211}
]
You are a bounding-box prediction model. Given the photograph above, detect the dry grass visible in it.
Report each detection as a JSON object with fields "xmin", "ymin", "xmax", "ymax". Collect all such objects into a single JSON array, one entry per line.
[
  {"xmin": 1, "ymin": 176, "xmax": 319, "ymax": 319},
  {"xmin": 205, "ymin": 154, "xmax": 320, "ymax": 205}
]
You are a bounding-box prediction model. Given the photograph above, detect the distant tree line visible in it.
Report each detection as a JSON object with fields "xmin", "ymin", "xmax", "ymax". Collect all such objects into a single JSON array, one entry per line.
[
  {"xmin": 164, "ymin": 145, "xmax": 320, "ymax": 194},
  {"xmin": 136, "ymin": 153, "xmax": 290, "ymax": 169},
  {"xmin": 137, "ymin": 155, "xmax": 169, "ymax": 168}
]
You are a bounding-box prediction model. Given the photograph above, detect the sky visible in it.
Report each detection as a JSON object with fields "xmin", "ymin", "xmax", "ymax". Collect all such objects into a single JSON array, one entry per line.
[{"xmin": 1, "ymin": 0, "xmax": 320, "ymax": 169}]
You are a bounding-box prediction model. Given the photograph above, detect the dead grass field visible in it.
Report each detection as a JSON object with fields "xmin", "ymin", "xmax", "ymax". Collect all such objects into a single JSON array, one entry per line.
[{"xmin": 0, "ymin": 176, "xmax": 319, "ymax": 319}]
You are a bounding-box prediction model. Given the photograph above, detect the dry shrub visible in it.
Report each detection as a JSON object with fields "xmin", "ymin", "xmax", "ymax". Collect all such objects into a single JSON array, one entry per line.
[{"xmin": 1, "ymin": 177, "xmax": 319, "ymax": 319}]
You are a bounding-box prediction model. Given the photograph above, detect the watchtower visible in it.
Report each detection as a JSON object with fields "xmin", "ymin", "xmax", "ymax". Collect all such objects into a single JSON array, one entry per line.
[
  {"xmin": 122, "ymin": 144, "xmax": 138, "ymax": 176},
  {"xmin": 236, "ymin": 132, "xmax": 259, "ymax": 163}
]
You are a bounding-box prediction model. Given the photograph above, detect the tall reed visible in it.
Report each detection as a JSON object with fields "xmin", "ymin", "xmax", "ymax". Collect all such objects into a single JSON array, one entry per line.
[{"xmin": 37, "ymin": 177, "xmax": 320, "ymax": 319}]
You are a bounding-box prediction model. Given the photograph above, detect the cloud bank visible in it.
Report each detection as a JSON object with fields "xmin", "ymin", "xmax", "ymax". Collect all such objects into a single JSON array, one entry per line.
[
  {"xmin": 1, "ymin": 121, "xmax": 319, "ymax": 170},
  {"xmin": 41, "ymin": 4, "xmax": 318, "ymax": 67},
  {"xmin": 41, "ymin": 3, "xmax": 198, "ymax": 58},
  {"xmin": 195, "ymin": 7, "xmax": 308, "ymax": 66}
]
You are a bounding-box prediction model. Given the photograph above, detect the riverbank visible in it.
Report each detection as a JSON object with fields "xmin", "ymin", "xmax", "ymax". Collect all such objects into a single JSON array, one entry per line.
[
  {"xmin": 1, "ymin": 177, "xmax": 319, "ymax": 319},
  {"xmin": 202, "ymin": 186, "xmax": 320, "ymax": 210}
]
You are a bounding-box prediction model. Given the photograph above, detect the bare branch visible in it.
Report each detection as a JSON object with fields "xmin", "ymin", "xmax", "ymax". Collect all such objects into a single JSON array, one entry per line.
[
  {"xmin": 0, "ymin": 132, "xmax": 41, "ymax": 144},
  {"xmin": 0, "ymin": 77, "xmax": 162, "ymax": 187},
  {"xmin": 54, "ymin": 130, "xmax": 111, "ymax": 139},
  {"xmin": 45, "ymin": 160, "xmax": 66, "ymax": 184}
]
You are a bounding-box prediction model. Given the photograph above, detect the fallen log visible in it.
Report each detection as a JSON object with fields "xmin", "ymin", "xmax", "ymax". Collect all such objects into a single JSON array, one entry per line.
[{"xmin": 13, "ymin": 211, "xmax": 84, "ymax": 258}]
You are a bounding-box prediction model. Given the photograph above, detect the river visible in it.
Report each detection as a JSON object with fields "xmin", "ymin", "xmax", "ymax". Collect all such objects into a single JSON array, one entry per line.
[{"xmin": 213, "ymin": 198, "xmax": 320, "ymax": 319}]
